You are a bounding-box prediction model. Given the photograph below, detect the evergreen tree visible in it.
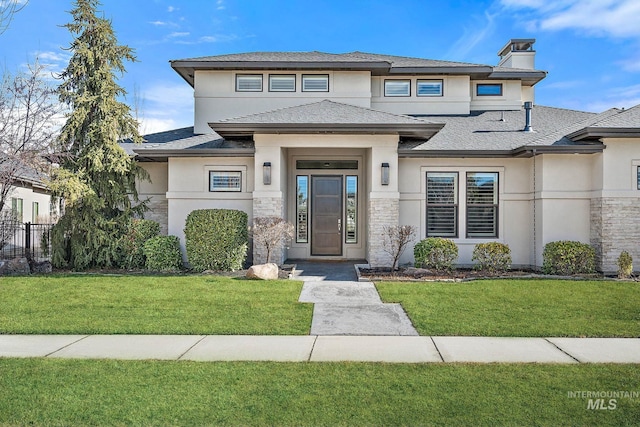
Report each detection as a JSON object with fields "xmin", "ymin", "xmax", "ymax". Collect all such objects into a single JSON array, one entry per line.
[{"xmin": 50, "ymin": 0, "xmax": 147, "ymax": 269}]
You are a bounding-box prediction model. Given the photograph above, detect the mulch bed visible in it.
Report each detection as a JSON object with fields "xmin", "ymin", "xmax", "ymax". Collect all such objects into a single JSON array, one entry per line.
[{"xmin": 356, "ymin": 266, "xmax": 605, "ymax": 281}]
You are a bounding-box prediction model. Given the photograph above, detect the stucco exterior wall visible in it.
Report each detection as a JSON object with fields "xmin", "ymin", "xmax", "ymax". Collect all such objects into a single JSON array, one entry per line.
[
  {"xmin": 470, "ymin": 80, "xmax": 522, "ymax": 111},
  {"xmin": 370, "ymin": 75, "xmax": 471, "ymax": 115},
  {"xmin": 138, "ymin": 162, "xmax": 169, "ymax": 234},
  {"xmin": 194, "ymin": 70, "xmax": 372, "ymax": 133},
  {"xmin": 6, "ymin": 185, "xmax": 53, "ymax": 223}
]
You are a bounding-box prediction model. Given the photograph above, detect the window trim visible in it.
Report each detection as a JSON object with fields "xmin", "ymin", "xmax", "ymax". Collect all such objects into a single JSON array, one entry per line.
[
  {"xmin": 269, "ymin": 74, "xmax": 296, "ymax": 92},
  {"xmin": 465, "ymin": 172, "xmax": 499, "ymax": 239},
  {"xmin": 426, "ymin": 172, "xmax": 459, "ymax": 238},
  {"xmin": 209, "ymin": 171, "xmax": 242, "ymax": 192},
  {"xmin": 417, "ymin": 79, "xmax": 443, "ymax": 97},
  {"xmin": 235, "ymin": 74, "xmax": 263, "ymax": 92},
  {"xmin": 476, "ymin": 83, "xmax": 503, "ymax": 97},
  {"xmin": 11, "ymin": 197, "xmax": 23, "ymax": 221},
  {"xmin": 384, "ymin": 79, "xmax": 411, "ymax": 97},
  {"xmin": 301, "ymin": 74, "xmax": 329, "ymax": 92}
]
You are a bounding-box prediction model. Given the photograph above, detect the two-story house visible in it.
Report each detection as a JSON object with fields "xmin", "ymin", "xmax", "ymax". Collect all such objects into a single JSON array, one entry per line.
[{"xmin": 128, "ymin": 39, "xmax": 640, "ymax": 272}]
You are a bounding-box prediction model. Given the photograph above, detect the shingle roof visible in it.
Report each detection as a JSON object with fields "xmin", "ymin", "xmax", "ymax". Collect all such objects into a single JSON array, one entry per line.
[
  {"xmin": 173, "ymin": 51, "xmax": 379, "ymax": 64},
  {"xmin": 406, "ymin": 106, "xmax": 612, "ymax": 151},
  {"xmin": 587, "ymin": 104, "xmax": 640, "ymax": 128},
  {"xmin": 215, "ymin": 100, "xmax": 437, "ymax": 125}
]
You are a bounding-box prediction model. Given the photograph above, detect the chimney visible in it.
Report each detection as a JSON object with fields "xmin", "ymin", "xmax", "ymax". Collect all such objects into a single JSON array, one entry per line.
[
  {"xmin": 523, "ymin": 101, "xmax": 533, "ymax": 132},
  {"xmin": 498, "ymin": 39, "xmax": 536, "ymax": 70}
]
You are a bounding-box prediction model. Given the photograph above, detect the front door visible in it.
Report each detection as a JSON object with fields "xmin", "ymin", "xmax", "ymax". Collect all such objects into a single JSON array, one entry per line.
[{"xmin": 311, "ymin": 175, "xmax": 342, "ymax": 255}]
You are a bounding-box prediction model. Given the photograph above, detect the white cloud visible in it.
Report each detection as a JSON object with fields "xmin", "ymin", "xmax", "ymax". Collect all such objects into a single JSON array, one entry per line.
[
  {"xmin": 445, "ymin": 11, "xmax": 497, "ymax": 60},
  {"xmin": 216, "ymin": 0, "xmax": 225, "ymax": 10},
  {"xmin": 584, "ymin": 83, "xmax": 640, "ymax": 111},
  {"xmin": 168, "ymin": 31, "xmax": 189, "ymax": 38},
  {"xmin": 500, "ymin": 0, "xmax": 640, "ymax": 38},
  {"xmin": 149, "ymin": 20, "xmax": 169, "ymax": 26},
  {"xmin": 139, "ymin": 117, "xmax": 183, "ymax": 135},
  {"xmin": 619, "ymin": 57, "xmax": 640, "ymax": 72},
  {"xmin": 167, "ymin": 6, "xmax": 177, "ymax": 13}
]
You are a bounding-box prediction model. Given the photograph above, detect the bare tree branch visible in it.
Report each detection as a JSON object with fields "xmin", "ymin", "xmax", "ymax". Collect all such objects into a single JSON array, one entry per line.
[{"xmin": 0, "ymin": 0, "xmax": 28, "ymax": 35}]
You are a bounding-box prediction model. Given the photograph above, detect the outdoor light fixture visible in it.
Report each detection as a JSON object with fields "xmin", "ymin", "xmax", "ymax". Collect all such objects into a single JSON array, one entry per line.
[
  {"xmin": 263, "ymin": 162, "xmax": 271, "ymax": 185},
  {"xmin": 381, "ymin": 162, "xmax": 390, "ymax": 185}
]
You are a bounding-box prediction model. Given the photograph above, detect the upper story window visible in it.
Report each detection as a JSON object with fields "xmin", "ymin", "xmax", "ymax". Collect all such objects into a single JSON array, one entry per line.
[
  {"xmin": 269, "ymin": 74, "xmax": 296, "ymax": 92},
  {"xmin": 384, "ymin": 79, "xmax": 410, "ymax": 97},
  {"xmin": 417, "ymin": 79, "xmax": 443, "ymax": 97},
  {"xmin": 476, "ymin": 83, "xmax": 503, "ymax": 96},
  {"xmin": 302, "ymin": 74, "xmax": 329, "ymax": 92},
  {"xmin": 236, "ymin": 74, "xmax": 263, "ymax": 92}
]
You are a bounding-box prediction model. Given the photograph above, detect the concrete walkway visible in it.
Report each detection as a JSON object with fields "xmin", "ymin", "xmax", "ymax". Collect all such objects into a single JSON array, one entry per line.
[
  {"xmin": 2, "ymin": 335, "xmax": 640, "ymax": 363},
  {"xmin": 293, "ymin": 261, "xmax": 419, "ymax": 336}
]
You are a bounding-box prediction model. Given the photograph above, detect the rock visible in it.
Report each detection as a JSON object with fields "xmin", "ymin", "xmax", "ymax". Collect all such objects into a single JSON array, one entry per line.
[
  {"xmin": 404, "ymin": 267, "xmax": 432, "ymax": 277},
  {"xmin": 0, "ymin": 257, "xmax": 31, "ymax": 276},
  {"xmin": 31, "ymin": 261, "xmax": 53, "ymax": 274},
  {"xmin": 246, "ymin": 263, "xmax": 279, "ymax": 280}
]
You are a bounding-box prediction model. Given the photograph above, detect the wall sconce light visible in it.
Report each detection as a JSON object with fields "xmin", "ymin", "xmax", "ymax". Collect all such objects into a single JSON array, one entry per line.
[
  {"xmin": 263, "ymin": 162, "xmax": 271, "ymax": 185},
  {"xmin": 381, "ymin": 162, "xmax": 390, "ymax": 186}
]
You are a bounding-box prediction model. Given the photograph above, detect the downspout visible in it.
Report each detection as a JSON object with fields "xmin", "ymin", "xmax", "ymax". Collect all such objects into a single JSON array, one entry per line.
[{"xmin": 532, "ymin": 148, "xmax": 537, "ymax": 269}]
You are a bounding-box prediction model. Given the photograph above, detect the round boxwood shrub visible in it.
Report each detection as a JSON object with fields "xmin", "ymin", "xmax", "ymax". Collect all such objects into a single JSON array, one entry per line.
[
  {"xmin": 184, "ymin": 209, "xmax": 248, "ymax": 272},
  {"xmin": 120, "ymin": 219, "xmax": 161, "ymax": 269},
  {"xmin": 414, "ymin": 237, "xmax": 458, "ymax": 271},
  {"xmin": 143, "ymin": 235, "xmax": 183, "ymax": 271},
  {"xmin": 542, "ymin": 240, "xmax": 595, "ymax": 275},
  {"xmin": 472, "ymin": 242, "xmax": 512, "ymax": 273}
]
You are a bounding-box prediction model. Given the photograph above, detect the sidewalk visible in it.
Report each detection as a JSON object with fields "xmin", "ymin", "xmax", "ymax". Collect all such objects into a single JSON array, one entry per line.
[{"xmin": 2, "ymin": 335, "xmax": 640, "ymax": 363}]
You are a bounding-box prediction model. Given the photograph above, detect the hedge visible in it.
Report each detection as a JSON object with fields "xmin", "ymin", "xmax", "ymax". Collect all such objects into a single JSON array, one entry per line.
[
  {"xmin": 542, "ymin": 241, "xmax": 595, "ymax": 275},
  {"xmin": 184, "ymin": 209, "xmax": 248, "ymax": 271},
  {"xmin": 472, "ymin": 242, "xmax": 512, "ymax": 273},
  {"xmin": 414, "ymin": 237, "xmax": 458, "ymax": 271},
  {"xmin": 143, "ymin": 235, "xmax": 183, "ymax": 271},
  {"xmin": 120, "ymin": 219, "xmax": 160, "ymax": 269}
]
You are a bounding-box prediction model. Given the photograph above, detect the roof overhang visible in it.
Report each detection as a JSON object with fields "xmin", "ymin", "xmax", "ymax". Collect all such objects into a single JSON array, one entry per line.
[
  {"xmin": 567, "ymin": 127, "xmax": 640, "ymax": 141},
  {"xmin": 209, "ymin": 122, "xmax": 444, "ymax": 140},
  {"xmin": 171, "ymin": 60, "xmax": 390, "ymax": 87},
  {"xmin": 398, "ymin": 144, "xmax": 605, "ymax": 158},
  {"xmin": 488, "ymin": 70, "xmax": 547, "ymax": 86},
  {"xmin": 132, "ymin": 147, "xmax": 255, "ymax": 162}
]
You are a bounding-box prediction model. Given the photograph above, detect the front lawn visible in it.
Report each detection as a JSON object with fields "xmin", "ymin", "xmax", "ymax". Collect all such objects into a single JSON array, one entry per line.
[
  {"xmin": 376, "ymin": 279, "xmax": 640, "ymax": 337},
  {"xmin": 0, "ymin": 276, "xmax": 312, "ymax": 335},
  {"xmin": 0, "ymin": 359, "xmax": 638, "ymax": 426}
]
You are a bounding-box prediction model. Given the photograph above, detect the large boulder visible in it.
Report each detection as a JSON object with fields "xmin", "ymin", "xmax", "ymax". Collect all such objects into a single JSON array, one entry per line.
[
  {"xmin": 246, "ymin": 263, "xmax": 279, "ymax": 280},
  {"xmin": 0, "ymin": 257, "xmax": 31, "ymax": 276}
]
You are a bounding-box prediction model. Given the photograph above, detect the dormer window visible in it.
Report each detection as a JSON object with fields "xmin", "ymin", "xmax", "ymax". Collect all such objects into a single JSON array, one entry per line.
[
  {"xmin": 384, "ymin": 80, "xmax": 410, "ymax": 97},
  {"xmin": 236, "ymin": 74, "xmax": 263, "ymax": 92},
  {"xmin": 302, "ymin": 74, "xmax": 329, "ymax": 92},
  {"xmin": 417, "ymin": 79, "xmax": 443, "ymax": 97},
  {"xmin": 476, "ymin": 83, "xmax": 503, "ymax": 96}
]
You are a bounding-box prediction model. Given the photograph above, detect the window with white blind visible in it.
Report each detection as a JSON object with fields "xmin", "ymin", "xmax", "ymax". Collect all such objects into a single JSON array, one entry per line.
[
  {"xmin": 236, "ymin": 74, "xmax": 263, "ymax": 92},
  {"xmin": 466, "ymin": 172, "xmax": 498, "ymax": 238},
  {"xmin": 302, "ymin": 74, "xmax": 329, "ymax": 92},
  {"xmin": 384, "ymin": 79, "xmax": 410, "ymax": 97},
  {"xmin": 417, "ymin": 79, "xmax": 443, "ymax": 97},
  {"xmin": 269, "ymin": 74, "xmax": 296, "ymax": 92},
  {"xmin": 426, "ymin": 172, "xmax": 458, "ymax": 237},
  {"xmin": 209, "ymin": 171, "xmax": 242, "ymax": 192}
]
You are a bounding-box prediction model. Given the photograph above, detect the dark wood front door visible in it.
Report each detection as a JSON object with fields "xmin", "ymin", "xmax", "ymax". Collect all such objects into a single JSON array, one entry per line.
[{"xmin": 311, "ymin": 176, "xmax": 342, "ymax": 256}]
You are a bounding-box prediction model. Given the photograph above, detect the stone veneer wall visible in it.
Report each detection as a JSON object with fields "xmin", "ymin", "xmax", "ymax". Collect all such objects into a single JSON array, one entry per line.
[
  {"xmin": 252, "ymin": 196, "xmax": 284, "ymax": 264},
  {"xmin": 144, "ymin": 198, "xmax": 168, "ymax": 235},
  {"xmin": 590, "ymin": 197, "xmax": 640, "ymax": 273},
  {"xmin": 367, "ymin": 197, "xmax": 399, "ymax": 267}
]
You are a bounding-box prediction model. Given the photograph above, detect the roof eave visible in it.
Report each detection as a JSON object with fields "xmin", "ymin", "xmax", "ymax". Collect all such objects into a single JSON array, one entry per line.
[
  {"xmin": 568, "ymin": 127, "xmax": 640, "ymax": 141},
  {"xmin": 488, "ymin": 70, "xmax": 547, "ymax": 85},
  {"xmin": 132, "ymin": 148, "xmax": 256, "ymax": 160},
  {"xmin": 399, "ymin": 144, "xmax": 605, "ymax": 158}
]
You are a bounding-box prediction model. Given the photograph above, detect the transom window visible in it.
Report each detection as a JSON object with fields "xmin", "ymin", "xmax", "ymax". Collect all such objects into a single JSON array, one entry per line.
[
  {"xmin": 302, "ymin": 74, "xmax": 329, "ymax": 92},
  {"xmin": 417, "ymin": 79, "xmax": 443, "ymax": 97},
  {"xmin": 476, "ymin": 83, "xmax": 503, "ymax": 96},
  {"xmin": 209, "ymin": 171, "xmax": 242, "ymax": 192},
  {"xmin": 236, "ymin": 74, "xmax": 263, "ymax": 92},
  {"xmin": 384, "ymin": 80, "xmax": 410, "ymax": 97},
  {"xmin": 269, "ymin": 74, "xmax": 295, "ymax": 92}
]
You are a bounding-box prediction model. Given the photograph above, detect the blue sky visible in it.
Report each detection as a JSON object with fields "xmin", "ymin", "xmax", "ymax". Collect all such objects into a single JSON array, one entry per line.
[{"xmin": 2, "ymin": 0, "xmax": 640, "ymax": 134}]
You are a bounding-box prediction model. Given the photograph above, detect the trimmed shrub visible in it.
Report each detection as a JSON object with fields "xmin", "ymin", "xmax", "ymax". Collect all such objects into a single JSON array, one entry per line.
[
  {"xmin": 617, "ymin": 251, "xmax": 633, "ymax": 279},
  {"xmin": 120, "ymin": 219, "xmax": 161, "ymax": 269},
  {"xmin": 542, "ymin": 241, "xmax": 596, "ymax": 275},
  {"xmin": 143, "ymin": 235, "xmax": 183, "ymax": 271},
  {"xmin": 472, "ymin": 242, "xmax": 512, "ymax": 273},
  {"xmin": 414, "ymin": 237, "xmax": 458, "ymax": 271},
  {"xmin": 184, "ymin": 209, "xmax": 248, "ymax": 272}
]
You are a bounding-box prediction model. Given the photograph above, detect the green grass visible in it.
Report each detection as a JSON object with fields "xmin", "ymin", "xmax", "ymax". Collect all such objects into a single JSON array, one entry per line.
[
  {"xmin": 0, "ymin": 275, "xmax": 312, "ymax": 335},
  {"xmin": 376, "ymin": 279, "xmax": 640, "ymax": 337},
  {"xmin": 0, "ymin": 359, "xmax": 638, "ymax": 426}
]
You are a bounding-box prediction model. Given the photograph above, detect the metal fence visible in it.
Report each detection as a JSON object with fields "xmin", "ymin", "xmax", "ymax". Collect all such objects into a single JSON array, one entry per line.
[{"xmin": 0, "ymin": 221, "xmax": 53, "ymax": 262}]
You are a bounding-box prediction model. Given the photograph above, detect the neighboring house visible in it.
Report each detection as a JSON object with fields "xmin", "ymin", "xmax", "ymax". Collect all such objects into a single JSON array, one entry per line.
[
  {"xmin": 0, "ymin": 162, "xmax": 56, "ymax": 224},
  {"xmin": 128, "ymin": 39, "xmax": 640, "ymax": 272}
]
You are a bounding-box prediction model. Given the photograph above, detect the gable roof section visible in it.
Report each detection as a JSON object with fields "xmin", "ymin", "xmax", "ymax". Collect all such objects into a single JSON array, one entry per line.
[
  {"xmin": 209, "ymin": 100, "xmax": 444, "ymax": 139},
  {"xmin": 400, "ymin": 106, "xmax": 614, "ymax": 157},
  {"xmin": 171, "ymin": 51, "xmax": 546, "ymax": 87},
  {"xmin": 567, "ymin": 104, "xmax": 640, "ymax": 140}
]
